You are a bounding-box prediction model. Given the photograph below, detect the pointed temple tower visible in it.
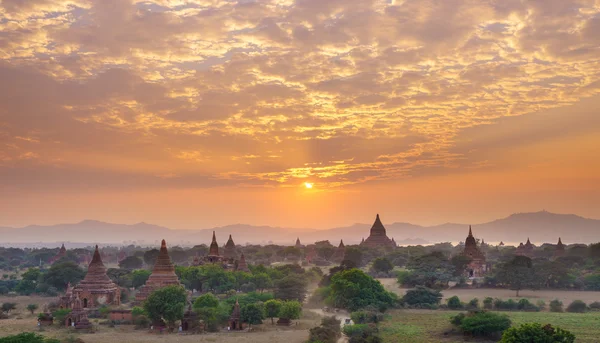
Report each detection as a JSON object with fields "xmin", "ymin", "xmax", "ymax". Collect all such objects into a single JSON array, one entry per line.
[
  {"xmin": 237, "ymin": 253, "xmax": 250, "ymax": 272},
  {"xmin": 73, "ymin": 245, "xmax": 120, "ymax": 308},
  {"xmin": 207, "ymin": 231, "xmax": 222, "ymax": 263},
  {"xmin": 516, "ymin": 238, "xmax": 534, "ymax": 258},
  {"xmin": 295, "ymin": 238, "xmax": 304, "ymax": 249},
  {"xmin": 229, "ymin": 299, "xmax": 243, "ymax": 330},
  {"xmin": 135, "ymin": 239, "xmax": 181, "ymax": 303},
  {"xmin": 50, "ymin": 243, "xmax": 67, "ymax": 264},
  {"xmin": 461, "ymin": 226, "xmax": 487, "ymax": 277},
  {"xmin": 331, "ymin": 240, "xmax": 346, "ymax": 262},
  {"xmin": 360, "ymin": 214, "xmax": 396, "ymax": 249},
  {"xmin": 223, "ymin": 234, "xmax": 238, "ymax": 260},
  {"xmin": 553, "ymin": 237, "xmax": 566, "ymax": 259}
]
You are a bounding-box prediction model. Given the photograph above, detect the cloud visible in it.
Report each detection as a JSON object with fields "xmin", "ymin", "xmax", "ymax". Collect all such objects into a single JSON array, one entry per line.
[{"xmin": 0, "ymin": 0, "xmax": 599, "ymax": 191}]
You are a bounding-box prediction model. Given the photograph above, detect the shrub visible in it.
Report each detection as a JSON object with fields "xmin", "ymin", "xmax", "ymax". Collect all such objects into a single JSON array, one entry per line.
[
  {"xmin": 517, "ymin": 299, "xmax": 540, "ymax": 312},
  {"xmin": 1, "ymin": 302, "xmax": 16, "ymax": 313},
  {"xmin": 500, "ymin": 323, "xmax": 575, "ymax": 343},
  {"xmin": 52, "ymin": 308, "xmax": 71, "ymax": 323},
  {"xmin": 588, "ymin": 301, "xmax": 600, "ymax": 311},
  {"xmin": 467, "ymin": 298, "xmax": 479, "ymax": 310},
  {"xmin": 308, "ymin": 316, "xmax": 341, "ymax": 343},
  {"xmin": 447, "ymin": 296, "xmax": 463, "ymax": 310},
  {"xmin": 583, "ymin": 274, "xmax": 600, "ymax": 290},
  {"xmin": 566, "ymin": 300, "xmax": 588, "ymax": 313},
  {"xmin": 343, "ymin": 324, "xmax": 382, "ymax": 343},
  {"xmin": 134, "ymin": 315, "xmax": 150, "ymax": 329},
  {"xmin": 450, "ymin": 312, "xmax": 465, "ymax": 326},
  {"xmin": 131, "ymin": 306, "xmax": 146, "ymax": 318},
  {"xmin": 0, "ymin": 333, "xmax": 61, "ymax": 343},
  {"xmin": 402, "ymin": 286, "xmax": 442, "ymax": 307},
  {"xmin": 350, "ymin": 310, "xmax": 384, "ymax": 324},
  {"xmin": 536, "ymin": 300, "xmax": 546, "ymax": 311},
  {"xmin": 483, "ymin": 297, "xmax": 493, "ymax": 310},
  {"xmin": 455, "ymin": 311, "xmax": 511, "ymax": 337},
  {"xmin": 494, "ymin": 299, "xmax": 518, "ymax": 311},
  {"xmin": 549, "ymin": 299, "xmax": 563, "ymax": 312}
]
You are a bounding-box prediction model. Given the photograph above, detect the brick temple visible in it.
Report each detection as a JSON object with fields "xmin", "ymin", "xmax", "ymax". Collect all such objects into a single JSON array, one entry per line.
[
  {"xmin": 135, "ymin": 239, "xmax": 181, "ymax": 303},
  {"xmin": 360, "ymin": 214, "xmax": 397, "ymax": 249}
]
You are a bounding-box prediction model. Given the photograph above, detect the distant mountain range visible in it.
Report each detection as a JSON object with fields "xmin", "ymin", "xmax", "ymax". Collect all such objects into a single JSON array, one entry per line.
[{"xmin": 0, "ymin": 211, "xmax": 598, "ymax": 247}]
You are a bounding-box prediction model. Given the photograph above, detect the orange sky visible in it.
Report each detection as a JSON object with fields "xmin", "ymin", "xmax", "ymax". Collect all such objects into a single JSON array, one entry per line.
[{"xmin": 1, "ymin": 0, "xmax": 600, "ymax": 229}]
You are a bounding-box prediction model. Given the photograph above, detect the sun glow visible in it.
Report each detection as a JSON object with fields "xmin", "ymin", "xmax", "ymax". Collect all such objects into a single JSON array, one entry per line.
[{"xmin": 304, "ymin": 182, "xmax": 314, "ymax": 189}]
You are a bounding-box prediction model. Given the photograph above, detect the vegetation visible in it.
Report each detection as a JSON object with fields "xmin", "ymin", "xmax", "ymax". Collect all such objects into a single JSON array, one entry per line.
[
  {"xmin": 343, "ymin": 324, "xmax": 383, "ymax": 343},
  {"xmin": 327, "ymin": 269, "xmax": 396, "ymax": 311},
  {"xmin": 264, "ymin": 299, "xmax": 282, "ymax": 324},
  {"xmin": 566, "ymin": 300, "xmax": 588, "ymax": 313},
  {"xmin": 451, "ymin": 310, "xmax": 511, "ymax": 337},
  {"xmin": 26, "ymin": 303, "xmax": 38, "ymax": 314},
  {"xmin": 143, "ymin": 285, "xmax": 187, "ymax": 328},
  {"xmin": 308, "ymin": 316, "xmax": 342, "ymax": 343},
  {"xmin": 241, "ymin": 302, "xmax": 264, "ymax": 326},
  {"xmin": 501, "ymin": 323, "xmax": 575, "ymax": 343},
  {"xmin": 0, "ymin": 333, "xmax": 60, "ymax": 343},
  {"xmin": 402, "ymin": 286, "xmax": 442, "ymax": 307}
]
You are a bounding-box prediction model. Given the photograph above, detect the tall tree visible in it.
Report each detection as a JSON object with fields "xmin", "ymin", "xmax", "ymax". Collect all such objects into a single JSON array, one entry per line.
[
  {"xmin": 43, "ymin": 262, "xmax": 85, "ymax": 291},
  {"xmin": 496, "ymin": 256, "xmax": 536, "ymax": 297},
  {"xmin": 274, "ymin": 274, "xmax": 308, "ymax": 302},
  {"xmin": 118, "ymin": 256, "xmax": 143, "ymax": 269},
  {"xmin": 143, "ymin": 285, "xmax": 187, "ymax": 328},
  {"xmin": 264, "ymin": 299, "xmax": 282, "ymax": 324}
]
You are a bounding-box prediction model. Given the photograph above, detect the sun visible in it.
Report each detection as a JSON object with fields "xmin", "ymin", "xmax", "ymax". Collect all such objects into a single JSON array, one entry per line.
[{"xmin": 304, "ymin": 182, "xmax": 314, "ymax": 189}]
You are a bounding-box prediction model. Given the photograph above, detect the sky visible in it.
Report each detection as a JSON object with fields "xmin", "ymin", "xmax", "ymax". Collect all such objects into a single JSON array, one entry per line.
[{"xmin": 1, "ymin": 0, "xmax": 600, "ymax": 230}]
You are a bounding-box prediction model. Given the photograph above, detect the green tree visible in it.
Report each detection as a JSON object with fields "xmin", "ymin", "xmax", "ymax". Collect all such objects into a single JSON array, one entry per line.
[
  {"xmin": 0, "ymin": 332, "xmax": 60, "ymax": 343},
  {"xmin": 402, "ymin": 286, "xmax": 442, "ymax": 306},
  {"xmin": 405, "ymin": 251, "xmax": 453, "ymax": 288},
  {"xmin": 450, "ymin": 255, "xmax": 472, "ymax": 277},
  {"xmin": 143, "ymin": 249, "xmax": 160, "ymax": 267},
  {"xmin": 17, "ymin": 268, "xmax": 41, "ymax": 295},
  {"xmin": 501, "ymin": 323, "xmax": 575, "ymax": 343},
  {"xmin": 119, "ymin": 256, "xmax": 143, "ymax": 269},
  {"xmin": 342, "ymin": 247, "xmax": 363, "ymax": 267},
  {"xmin": 26, "ymin": 304, "xmax": 38, "ymax": 314},
  {"xmin": 371, "ymin": 258, "xmax": 393, "ymax": 274},
  {"xmin": 107, "ymin": 268, "xmax": 132, "ymax": 287},
  {"xmin": 329, "ymin": 269, "xmax": 396, "ymax": 312},
  {"xmin": 253, "ymin": 272, "xmax": 272, "ymax": 293},
  {"xmin": 193, "ymin": 293, "xmax": 220, "ymax": 309},
  {"xmin": 43, "ymin": 261, "xmax": 85, "ymax": 291},
  {"xmin": 1, "ymin": 302, "xmax": 16, "ymax": 313},
  {"xmin": 241, "ymin": 303, "xmax": 264, "ymax": 327},
  {"xmin": 264, "ymin": 299, "xmax": 282, "ymax": 324},
  {"xmin": 496, "ymin": 256, "xmax": 536, "ymax": 296},
  {"xmin": 278, "ymin": 300, "xmax": 302, "ymax": 320},
  {"xmin": 143, "ymin": 285, "xmax": 187, "ymax": 328},
  {"xmin": 274, "ymin": 274, "xmax": 308, "ymax": 302},
  {"xmin": 131, "ymin": 269, "xmax": 152, "ymax": 289}
]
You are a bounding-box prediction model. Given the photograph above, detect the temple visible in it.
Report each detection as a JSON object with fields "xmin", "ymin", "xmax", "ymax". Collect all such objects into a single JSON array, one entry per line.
[
  {"xmin": 553, "ymin": 237, "xmax": 565, "ymax": 259},
  {"xmin": 50, "ymin": 244, "xmax": 67, "ymax": 264},
  {"xmin": 229, "ymin": 299, "xmax": 243, "ymax": 330},
  {"xmin": 516, "ymin": 238, "xmax": 534, "ymax": 258},
  {"xmin": 65, "ymin": 295, "xmax": 92, "ymax": 330},
  {"xmin": 461, "ymin": 226, "xmax": 487, "ymax": 277},
  {"xmin": 223, "ymin": 234, "xmax": 238, "ymax": 260},
  {"xmin": 360, "ymin": 214, "xmax": 396, "ymax": 249},
  {"xmin": 135, "ymin": 239, "xmax": 181, "ymax": 303},
  {"xmin": 295, "ymin": 238, "xmax": 304, "ymax": 249},
  {"xmin": 236, "ymin": 253, "xmax": 250, "ymax": 272},
  {"xmin": 331, "ymin": 240, "xmax": 346, "ymax": 263},
  {"xmin": 72, "ymin": 245, "xmax": 121, "ymax": 308}
]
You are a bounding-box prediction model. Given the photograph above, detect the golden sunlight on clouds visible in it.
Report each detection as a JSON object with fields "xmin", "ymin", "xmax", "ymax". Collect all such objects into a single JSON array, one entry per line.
[{"xmin": 0, "ymin": 0, "xmax": 600, "ymax": 227}]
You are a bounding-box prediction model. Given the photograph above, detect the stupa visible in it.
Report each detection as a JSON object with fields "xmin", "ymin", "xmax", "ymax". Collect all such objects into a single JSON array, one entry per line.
[
  {"xmin": 73, "ymin": 245, "xmax": 120, "ymax": 308},
  {"xmin": 65, "ymin": 295, "xmax": 92, "ymax": 330},
  {"xmin": 516, "ymin": 238, "xmax": 534, "ymax": 258},
  {"xmin": 461, "ymin": 226, "xmax": 487, "ymax": 277},
  {"xmin": 553, "ymin": 237, "xmax": 566, "ymax": 259},
  {"xmin": 223, "ymin": 234, "xmax": 238, "ymax": 260},
  {"xmin": 360, "ymin": 214, "xmax": 396, "ymax": 249},
  {"xmin": 331, "ymin": 240, "xmax": 346, "ymax": 262},
  {"xmin": 236, "ymin": 253, "xmax": 250, "ymax": 272},
  {"xmin": 135, "ymin": 239, "xmax": 181, "ymax": 303},
  {"xmin": 206, "ymin": 231, "xmax": 223, "ymax": 263},
  {"xmin": 50, "ymin": 244, "xmax": 67, "ymax": 264},
  {"xmin": 229, "ymin": 299, "xmax": 243, "ymax": 330},
  {"xmin": 295, "ymin": 238, "xmax": 304, "ymax": 249}
]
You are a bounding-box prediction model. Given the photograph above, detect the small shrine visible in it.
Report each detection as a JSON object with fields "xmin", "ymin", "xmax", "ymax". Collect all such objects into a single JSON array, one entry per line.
[
  {"xmin": 65, "ymin": 296, "xmax": 92, "ymax": 330},
  {"xmin": 229, "ymin": 299, "xmax": 243, "ymax": 330}
]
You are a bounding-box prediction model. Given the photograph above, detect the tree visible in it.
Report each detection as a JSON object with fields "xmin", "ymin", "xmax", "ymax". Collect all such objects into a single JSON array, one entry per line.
[
  {"xmin": 496, "ymin": 256, "xmax": 536, "ymax": 296},
  {"xmin": 278, "ymin": 300, "xmax": 302, "ymax": 320},
  {"xmin": 264, "ymin": 299, "xmax": 282, "ymax": 324},
  {"xmin": 402, "ymin": 286, "xmax": 442, "ymax": 306},
  {"xmin": 274, "ymin": 274, "xmax": 308, "ymax": 302},
  {"xmin": 253, "ymin": 272, "xmax": 272, "ymax": 293},
  {"xmin": 452, "ymin": 311, "xmax": 511, "ymax": 337},
  {"xmin": 405, "ymin": 251, "xmax": 453, "ymax": 288},
  {"xmin": 501, "ymin": 323, "xmax": 575, "ymax": 343},
  {"xmin": 119, "ymin": 256, "xmax": 143, "ymax": 269},
  {"xmin": 241, "ymin": 303, "xmax": 264, "ymax": 327},
  {"xmin": 193, "ymin": 293, "xmax": 220, "ymax": 310},
  {"xmin": 131, "ymin": 269, "xmax": 152, "ymax": 289},
  {"xmin": 143, "ymin": 249, "xmax": 160, "ymax": 267},
  {"xmin": 26, "ymin": 304, "xmax": 38, "ymax": 314},
  {"xmin": 450, "ymin": 255, "xmax": 472, "ymax": 277},
  {"xmin": 143, "ymin": 285, "xmax": 187, "ymax": 328},
  {"xmin": 329, "ymin": 269, "xmax": 396, "ymax": 312},
  {"xmin": 371, "ymin": 258, "xmax": 393, "ymax": 274},
  {"xmin": 1, "ymin": 302, "xmax": 16, "ymax": 313},
  {"xmin": 107, "ymin": 268, "xmax": 132, "ymax": 287},
  {"xmin": 0, "ymin": 333, "xmax": 60, "ymax": 343},
  {"xmin": 43, "ymin": 261, "xmax": 85, "ymax": 291}
]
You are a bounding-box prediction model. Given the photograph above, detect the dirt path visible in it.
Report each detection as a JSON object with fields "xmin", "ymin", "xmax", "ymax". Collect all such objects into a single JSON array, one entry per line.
[{"xmin": 308, "ymin": 309, "xmax": 350, "ymax": 343}]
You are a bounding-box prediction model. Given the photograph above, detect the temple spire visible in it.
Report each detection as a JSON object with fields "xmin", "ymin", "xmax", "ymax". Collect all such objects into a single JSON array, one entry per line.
[{"xmin": 468, "ymin": 225, "xmax": 473, "ymax": 237}]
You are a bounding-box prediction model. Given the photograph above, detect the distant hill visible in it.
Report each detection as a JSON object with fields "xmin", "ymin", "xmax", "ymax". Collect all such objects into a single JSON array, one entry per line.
[{"xmin": 0, "ymin": 211, "xmax": 598, "ymax": 247}]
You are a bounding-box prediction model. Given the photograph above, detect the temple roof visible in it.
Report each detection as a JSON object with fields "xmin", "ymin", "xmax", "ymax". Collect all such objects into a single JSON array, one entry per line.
[
  {"xmin": 295, "ymin": 237, "xmax": 302, "ymax": 247},
  {"xmin": 237, "ymin": 253, "xmax": 249, "ymax": 272},
  {"xmin": 556, "ymin": 237, "xmax": 565, "ymax": 249},
  {"xmin": 151, "ymin": 239, "xmax": 177, "ymax": 275},
  {"xmin": 230, "ymin": 299, "xmax": 241, "ymax": 320},
  {"xmin": 75, "ymin": 245, "xmax": 117, "ymax": 291},
  {"xmin": 225, "ymin": 235, "xmax": 236, "ymax": 248},
  {"xmin": 209, "ymin": 231, "xmax": 220, "ymax": 256},
  {"xmin": 369, "ymin": 214, "xmax": 387, "ymax": 237},
  {"xmin": 338, "ymin": 239, "xmax": 345, "ymax": 248},
  {"xmin": 465, "ymin": 225, "xmax": 477, "ymax": 247},
  {"xmin": 524, "ymin": 238, "xmax": 533, "ymax": 248}
]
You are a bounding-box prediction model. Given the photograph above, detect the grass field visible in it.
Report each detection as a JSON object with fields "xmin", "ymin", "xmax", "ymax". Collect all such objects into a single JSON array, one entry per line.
[{"xmin": 380, "ymin": 309, "xmax": 600, "ymax": 343}]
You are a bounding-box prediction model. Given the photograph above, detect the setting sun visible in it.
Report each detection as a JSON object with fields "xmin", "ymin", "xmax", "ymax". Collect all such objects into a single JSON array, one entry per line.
[{"xmin": 304, "ymin": 182, "xmax": 314, "ymax": 189}]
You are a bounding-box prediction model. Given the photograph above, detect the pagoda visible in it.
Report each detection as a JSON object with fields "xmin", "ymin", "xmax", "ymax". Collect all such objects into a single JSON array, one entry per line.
[
  {"xmin": 360, "ymin": 214, "xmax": 396, "ymax": 249},
  {"xmin": 461, "ymin": 226, "xmax": 487, "ymax": 277},
  {"xmin": 553, "ymin": 237, "xmax": 566, "ymax": 259},
  {"xmin": 237, "ymin": 253, "xmax": 250, "ymax": 272},
  {"xmin": 516, "ymin": 238, "xmax": 534, "ymax": 258},
  {"xmin": 305, "ymin": 245, "xmax": 317, "ymax": 264},
  {"xmin": 135, "ymin": 239, "xmax": 181, "ymax": 303},
  {"xmin": 295, "ymin": 238, "xmax": 304, "ymax": 249},
  {"xmin": 229, "ymin": 299, "xmax": 243, "ymax": 330},
  {"xmin": 65, "ymin": 295, "xmax": 92, "ymax": 330},
  {"xmin": 331, "ymin": 240, "xmax": 346, "ymax": 262},
  {"xmin": 223, "ymin": 234, "xmax": 238, "ymax": 260},
  {"xmin": 73, "ymin": 245, "xmax": 121, "ymax": 308},
  {"xmin": 50, "ymin": 244, "xmax": 67, "ymax": 264},
  {"xmin": 206, "ymin": 231, "xmax": 223, "ymax": 263}
]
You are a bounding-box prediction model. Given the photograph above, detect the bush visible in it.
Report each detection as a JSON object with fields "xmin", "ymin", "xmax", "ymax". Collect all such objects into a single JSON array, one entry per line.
[
  {"xmin": 549, "ymin": 299, "xmax": 563, "ymax": 312},
  {"xmin": 456, "ymin": 311, "xmax": 511, "ymax": 337},
  {"xmin": 536, "ymin": 300, "xmax": 546, "ymax": 311},
  {"xmin": 467, "ymin": 298, "xmax": 479, "ymax": 310},
  {"xmin": 517, "ymin": 299, "xmax": 540, "ymax": 312},
  {"xmin": 350, "ymin": 310, "xmax": 384, "ymax": 324},
  {"xmin": 134, "ymin": 315, "xmax": 150, "ymax": 329},
  {"xmin": 447, "ymin": 296, "xmax": 463, "ymax": 309},
  {"xmin": 52, "ymin": 308, "xmax": 71, "ymax": 323},
  {"xmin": 1, "ymin": 302, "xmax": 16, "ymax": 313},
  {"xmin": 308, "ymin": 316, "xmax": 341, "ymax": 343},
  {"xmin": 500, "ymin": 323, "xmax": 575, "ymax": 343},
  {"xmin": 588, "ymin": 301, "xmax": 600, "ymax": 311},
  {"xmin": 402, "ymin": 286, "xmax": 442, "ymax": 307},
  {"xmin": 343, "ymin": 324, "xmax": 382, "ymax": 343},
  {"xmin": 483, "ymin": 297, "xmax": 493, "ymax": 310},
  {"xmin": 583, "ymin": 274, "xmax": 600, "ymax": 290},
  {"xmin": 131, "ymin": 306, "xmax": 146, "ymax": 318},
  {"xmin": 566, "ymin": 300, "xmax": 588, "ymax": 313},
  {"xmin": 494, "ymin": 299, "xmax": 518, "ymax": 311},
  {"xmin": 0, "ymin": 333, "xmax": 61, "ymax": 343}
]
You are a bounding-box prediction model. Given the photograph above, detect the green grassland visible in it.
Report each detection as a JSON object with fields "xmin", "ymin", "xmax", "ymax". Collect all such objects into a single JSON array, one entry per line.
[{"xmin": 380, "ymin": 309, "xmax": 600, "ymax": 343}]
